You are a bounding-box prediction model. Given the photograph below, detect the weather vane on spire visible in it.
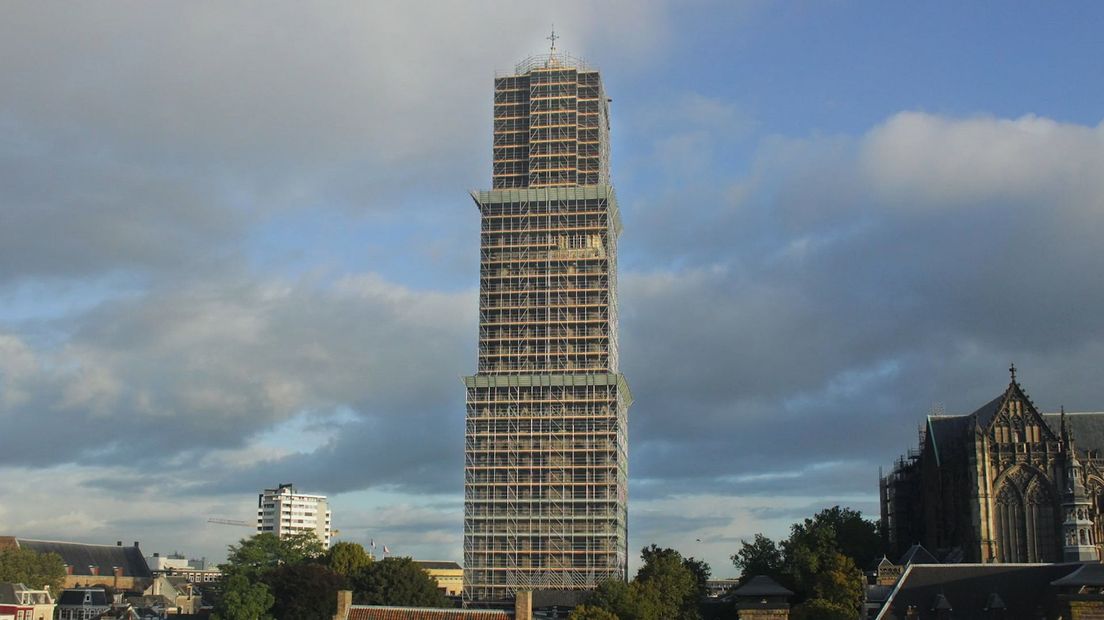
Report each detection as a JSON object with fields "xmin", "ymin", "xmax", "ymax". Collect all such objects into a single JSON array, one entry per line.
[{"xmin": 547, "ymin": 25, "xmax": 559, "ymax": 55}]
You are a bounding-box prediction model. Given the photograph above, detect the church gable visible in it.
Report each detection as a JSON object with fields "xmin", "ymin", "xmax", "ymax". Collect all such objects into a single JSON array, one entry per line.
[{"xmin": 980, "ymin": 374, "xmax": 1057, "ymax": 446}]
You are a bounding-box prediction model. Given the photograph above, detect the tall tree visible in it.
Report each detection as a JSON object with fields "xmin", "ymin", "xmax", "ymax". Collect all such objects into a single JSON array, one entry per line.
[
  {"xmin": 351, "ymin": 557, "xmax": 452, "ymax": 608},
  {"xmin": 221, "ymin": 532, "xmax": 325, "ymax": 580},
  {"xmin": 586, "ymin": 579, "xmax": 658, "ymax": 620},
  {"xmin": 634, "ymin": 546, "xmax": 701, "ymax": 620},
  {"xmin": 731, "ymin": 534, "xmax": 783, "ymax": 581},
  {"xmin": 263, "ymin": 562, "xmax": 345, "ymax": 620},
  {"xmin": 326, "ymin": 541, "xmax": 372, "ymax": 579},
  {"xmin": 796, "ymin": 506, "xmax": 880, "ymax": 569},
  {"xmin": 213, "ymin": 574, "xmax": 275, "ymax": 620},
  {"xmin": 0, "ymin": 547, "xmax": 66, "ymax": 592}
]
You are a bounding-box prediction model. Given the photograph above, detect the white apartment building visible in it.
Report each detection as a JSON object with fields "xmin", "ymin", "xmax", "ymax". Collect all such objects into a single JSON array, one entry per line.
[{"xmin": 256, "ymin": 483, "xmax": 332, "ymax": 548}]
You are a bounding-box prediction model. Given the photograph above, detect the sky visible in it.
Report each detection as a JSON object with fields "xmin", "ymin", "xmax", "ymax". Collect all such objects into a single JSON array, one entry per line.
[{"xmin": 1, "ymin": 1, "xmax": 1104, "ymax": 577}]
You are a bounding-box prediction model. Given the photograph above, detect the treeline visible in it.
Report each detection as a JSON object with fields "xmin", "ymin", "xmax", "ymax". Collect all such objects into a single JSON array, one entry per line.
[
  {"xmin": 571, "ymin": 505, "xmax": 880, "ymax": 620},
  {"xmin": 213, "ymin": 533, "xmax": 450, "ymax": 620}
]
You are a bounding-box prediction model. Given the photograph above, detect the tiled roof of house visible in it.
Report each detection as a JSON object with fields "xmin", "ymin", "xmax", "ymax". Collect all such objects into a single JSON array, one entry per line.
[
  {"xmin": 57, "ymin": 588, "xmax": 110, "ymax": 607},
  {"xmin": 347, "ymin": 606, "xmax": 510, "ymax": 620},
  {"xmin": 17, "ymin": 539, "xmax": 152, "ymax": 578},
  {"xmin": 414, "ymin": 561, "xmax": 463, "ymax": 571}
]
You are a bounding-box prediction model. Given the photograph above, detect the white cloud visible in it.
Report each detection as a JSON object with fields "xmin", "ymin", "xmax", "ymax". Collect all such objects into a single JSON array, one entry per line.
[{"xmin": 860, "ymin": 112, "xmax": 1104, "ymax": 210}]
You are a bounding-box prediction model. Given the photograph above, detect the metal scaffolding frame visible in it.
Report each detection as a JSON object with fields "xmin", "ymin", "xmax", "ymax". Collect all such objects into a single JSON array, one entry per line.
[
  {"xmin": 464, "ymin": 183, "xmax": 630, "ymax": 603},
  {"xmin": 492, "ymin": 53, "xmax": 610, "ymax": 190}
]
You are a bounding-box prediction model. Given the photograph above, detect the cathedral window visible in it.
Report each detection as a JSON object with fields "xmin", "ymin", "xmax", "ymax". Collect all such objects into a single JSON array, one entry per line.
[
  {"xmin": 996, "ymin": 483, "xmax": 1027, "ymax": 562},
  {"xmin": 1026, "ymin": 483, "xmax": 1057, "ymax": 562}
]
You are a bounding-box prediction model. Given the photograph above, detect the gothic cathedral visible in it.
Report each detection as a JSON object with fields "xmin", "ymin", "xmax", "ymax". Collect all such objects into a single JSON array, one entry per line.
[{"xmin": 882, "ymin": 367, "xmax": 1102, "ymax": 564}]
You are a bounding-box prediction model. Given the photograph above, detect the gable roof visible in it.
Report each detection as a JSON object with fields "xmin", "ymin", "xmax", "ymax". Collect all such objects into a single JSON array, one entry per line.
[
  {"xmin": 16, "ymin": 539, "xmax": 151, "ymax": 579},
  {"xmin": 0, "ymin": 583, "xmax": 17, "ymax": 605},
  {"xmin": 732, "ymin": 575, "xmax": 793, "ymax": 597},
  {"xmin": 897, "ymin": 544, "xmax": 939, "ymax": 566},
  {"xmin": 876, "ymin": 563, "xmax": 1080, "ymax": 620},
  {"xmin": 347, "ymin": 607, "xmax": 509, "ymax": 620},
  {"xmin": 57, "ymin": 588, "xmax": 110, "ymax": 607},
  {"xmin": 967, "ymin": 394, "xmax": 1006, "ymax": 431},
  {"xmin": 1051, "ymin": 562, "xmax": 1104, "ymax": 587}
]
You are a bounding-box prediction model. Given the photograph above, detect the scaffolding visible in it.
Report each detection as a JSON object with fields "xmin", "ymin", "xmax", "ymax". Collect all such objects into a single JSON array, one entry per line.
[
  {"xmin": 492, "ymin": 52, "xmax": 610, "ymax": 190},
  {"xmin": 464, "ymin": 176, "xmax": 629, "ymax": 599}
]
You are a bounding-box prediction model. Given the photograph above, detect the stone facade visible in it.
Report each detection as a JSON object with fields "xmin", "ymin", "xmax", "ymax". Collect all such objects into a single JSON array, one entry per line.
[{"xmin": 882, "ymin": 369, "xmax": 1104, "ymax": 564}]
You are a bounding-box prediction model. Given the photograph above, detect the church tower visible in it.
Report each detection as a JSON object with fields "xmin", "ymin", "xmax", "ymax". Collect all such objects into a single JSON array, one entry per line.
[
  {"xmin": 1061, "ymin": 410, "xmax": 1098, "ymax": 562},
  {"xmin": 462, "ymin": 34, "xmax": 630, "ymax": 602}
]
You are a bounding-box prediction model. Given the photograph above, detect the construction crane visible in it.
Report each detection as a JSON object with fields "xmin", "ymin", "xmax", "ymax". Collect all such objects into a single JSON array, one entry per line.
[{"xmin": 207, "ymin": 518, "xmax": 254, "ymax": 528}]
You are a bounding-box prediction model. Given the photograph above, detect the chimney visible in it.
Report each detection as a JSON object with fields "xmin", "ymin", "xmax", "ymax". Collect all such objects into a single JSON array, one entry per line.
[
  {"xmin": 117, "ymin": 541, "xmax": 122, "ymax": 546},
  {"xmin": 133, "ymin": 541, "xmax": 140, "ymax": 548},
  {"xmin": 334, "ymin": 590, "xmax": 352, "ymax": 620},
  {"xmin": 514, "ymin": 591, "xmax": 533, "ymax": 620}
]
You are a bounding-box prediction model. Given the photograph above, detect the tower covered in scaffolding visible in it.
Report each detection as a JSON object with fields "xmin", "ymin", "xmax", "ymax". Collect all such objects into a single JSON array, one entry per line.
[{"xmin": 463, "ymin": 42, "xmax": 631, "ymax": 603}]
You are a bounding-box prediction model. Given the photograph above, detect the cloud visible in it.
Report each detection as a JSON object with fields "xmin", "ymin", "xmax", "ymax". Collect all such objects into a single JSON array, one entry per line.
[
  {"xmin": 0, "ymin": 272, "xmax": 475, "ymax": 471},
  {"xmin": 0, "ymin": 2, "xmax": 675, "ymax": 284},
  {"xmin": 618, "ymin": 111, "xmax": 1104, "ymax": 510},
  {"xmin": 2, "ymin": 1, "xmax": 1102, "ymax": 573}
]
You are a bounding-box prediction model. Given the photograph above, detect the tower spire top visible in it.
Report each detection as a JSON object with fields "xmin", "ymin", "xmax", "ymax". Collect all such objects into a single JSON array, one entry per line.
[
  {"xmin": 547, "ymin": 25, "xmax": 559, "ymax": 54},
  {"xmin": 1009, "ymin": 362, "xmax": 1017, "ymax": 383}
]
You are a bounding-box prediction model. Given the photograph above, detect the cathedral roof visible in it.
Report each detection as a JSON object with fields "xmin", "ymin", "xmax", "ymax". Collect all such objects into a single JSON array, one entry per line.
[
  {"xmin": 968, "ymin": 393, "xmax": 1006, "ymax": 430},
  {"xmin": 926, "ymin": 415, "xmax": 972, "ymax": 466},
  {"xmin": 1042, "ymin": 412, "xmax": 1104, "ymax": 454}
]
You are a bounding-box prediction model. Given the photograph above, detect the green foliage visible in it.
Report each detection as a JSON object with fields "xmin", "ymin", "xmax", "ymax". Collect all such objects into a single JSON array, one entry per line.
[
  {"xmin": 263, "ymin": 562, "xmax": 345, "ymax": 620},
  {"xmin": 568, "ymin": 603, "xmax": 621, "ymax": 620},
  {"xmin": 583, "ymin": 546, "xmax": 706, "ymax": 620},
  {"xmin": 795, "ymin": 506, "xmax": 881, "ymax": 569},
  {"xmin": 807, "ymin": 552, "xmax": 863, "ymax": 611},
  {"xmin": 326, "ymin": 541, "xmax": 372, "ymax": 578},
  {"xmin": 215, "ymin": 533, "xmax": 328, "ymax": 619},
  {"xmin": 213, "ymin": 573, "xmax": 275, "ymax": 620},
  {"xmin": 221, "ymin": 533, "xmax": 325, "ymax": 580},
  {"xmin": 351, "ymin": 557, "xmax": 452, "ymax": 608},
  {"xmin": 635, "ymin": 546, "xmax": 701, "ymax": 620},
  {"xmin": 0, "ymin": 547, "xmax": 66, "ymax": 592},
  {"xmin": 790, "ymin": 597, "xmax": 856, "ymax": 620},
  {"xmin": 586, "ymin": 579, "xmax": 658, "ymax": 620},
  {"xmin": 731, "ymin": 534, "xmax": 783, "ymax": 581},
  {"xmin": 278, "ymin": 531, "xmax": 326, "ymax": 564},
  {"xmin": 782, "ymin": 510, "xmax": 865, "ymax": 614},
  {"xmin": 729, "ymin": 506, "xmax": 870, "ymax": 617}
]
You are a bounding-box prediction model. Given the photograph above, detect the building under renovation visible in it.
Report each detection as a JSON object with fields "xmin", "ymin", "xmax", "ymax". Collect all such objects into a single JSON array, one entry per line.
[
  {"xmin": 463, "ymin": 41, "xmax": 631, "ymax": 603},
  {"xmin": 881, "ymin": 368, "xmax": 1103, "ymax": 565}
]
